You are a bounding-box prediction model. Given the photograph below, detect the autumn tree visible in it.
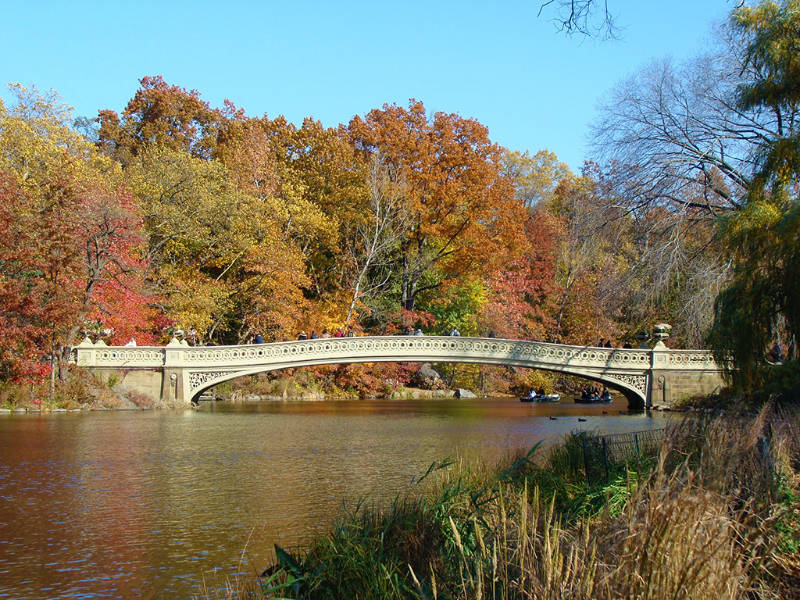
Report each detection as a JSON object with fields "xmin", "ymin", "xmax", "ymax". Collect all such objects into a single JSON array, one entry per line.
[
  {"xmin": 502, "ymin": 149, "xmax": 571, "ymax": 208},
  {"xmin": 0, "ymin": 172, "xmax": 69, "ymax": 380},
  {"xmin": 98, "ymin": 75, "xmax": 223, "ymax": 164},
  {"xmin": 100, "ymin": 83, "xmax": 362, "ymax": 341},
  {"xmin": 348, "ymin": 101, "xmax": 528, "ymax": 312},
  {"xmin": 214, "ymin": 113, "xmax": 344, "ymax": 302},
  {"xmin": 123, "ymin": 146, "xmax": 311, "ymax": 343},
  {"xmin": 0, "ymin": 86, "xmax": 154, "ymax": 379},
  {"xmin": 474, "ymin": 150, "xmax": 570, "ymax": 339},
  {"xmin": 67, "ymin": 184, "xmax": 156, "ymax": 350},
  {"xmin": 480, "ymin": 210, "xmax": 559, "ymax": 339},
  {"xmin": 545, "ymin": 174, "xmax": 626, "ymax": 343}
]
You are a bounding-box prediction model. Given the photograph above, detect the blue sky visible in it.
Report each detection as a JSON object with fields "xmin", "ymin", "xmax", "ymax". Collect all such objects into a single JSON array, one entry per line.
[{"xmin": 1, "ymin": 1, "xmax": 733, "ymax": 169}]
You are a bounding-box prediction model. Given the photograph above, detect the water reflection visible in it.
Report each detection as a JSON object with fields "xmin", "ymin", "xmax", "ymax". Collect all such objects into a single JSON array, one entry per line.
[{"xmin": 0, "ymin": 398, "xmax": 666, "ymax": 598}]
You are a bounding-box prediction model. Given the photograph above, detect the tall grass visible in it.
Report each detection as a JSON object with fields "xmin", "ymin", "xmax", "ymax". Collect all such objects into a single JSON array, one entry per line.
[{"xmin": 205, "ymin": 405, "xmax": 800, "ymax": 600}]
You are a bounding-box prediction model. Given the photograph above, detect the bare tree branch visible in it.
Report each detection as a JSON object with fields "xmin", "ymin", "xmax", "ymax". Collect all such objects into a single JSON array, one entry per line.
[
  {"xmin": 344, "ymin": 153, "xmax": 408, "ymax": 324},
  {"xmin": 538, "ymin": 0, "xmax": 617, "ymax": 38}
]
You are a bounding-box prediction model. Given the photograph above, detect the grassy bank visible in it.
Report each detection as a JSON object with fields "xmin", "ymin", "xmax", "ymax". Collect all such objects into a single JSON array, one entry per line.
[
  {"xmin": 0, "ymin": 367, "xmax": 143, "ymax": 411},
  {"xmin": 202, "ymin": 405, "xmax": 800, "ymax": 599}
]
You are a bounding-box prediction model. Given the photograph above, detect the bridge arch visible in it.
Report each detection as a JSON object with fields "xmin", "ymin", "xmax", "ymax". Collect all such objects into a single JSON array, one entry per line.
[
  {"xmin": 187, "ymin": 354, "xmax": 649, "ymax": 407},
  {"xmin": 176, "ymin": 336, "xmax": 653, "ymax": 406}
]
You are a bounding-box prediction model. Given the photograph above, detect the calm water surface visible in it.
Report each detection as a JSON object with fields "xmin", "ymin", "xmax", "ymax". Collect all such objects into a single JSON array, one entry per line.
[{"xmin": 0, "ymin": 397, "xmax": 668, "ymax": 598}]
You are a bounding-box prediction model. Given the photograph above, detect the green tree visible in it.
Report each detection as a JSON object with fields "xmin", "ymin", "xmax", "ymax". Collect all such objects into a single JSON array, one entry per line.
[{"xmin": 709, "ymin": 1, "xmax": 800, "ymax": 388}]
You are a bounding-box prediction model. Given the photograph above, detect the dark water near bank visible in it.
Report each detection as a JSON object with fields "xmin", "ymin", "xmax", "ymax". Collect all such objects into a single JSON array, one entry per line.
[{"xmin": 0, "ymin": 397, "xmax": 668, "ymax": 599}]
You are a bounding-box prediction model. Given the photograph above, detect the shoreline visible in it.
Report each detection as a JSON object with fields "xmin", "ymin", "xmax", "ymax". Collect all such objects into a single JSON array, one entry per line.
[
  {"xmin": 0, "ymin": 384, "xmax": 504, "ymax": 413},
  {"xmin": 0, "ymin": 398, "xmax": 691, "ymax": 416}
]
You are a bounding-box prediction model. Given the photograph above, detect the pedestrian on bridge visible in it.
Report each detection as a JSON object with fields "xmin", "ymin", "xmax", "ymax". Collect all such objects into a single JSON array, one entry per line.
[{"xmin": 770, "ymin": 341, "xmax": 783, "ymax": 363}]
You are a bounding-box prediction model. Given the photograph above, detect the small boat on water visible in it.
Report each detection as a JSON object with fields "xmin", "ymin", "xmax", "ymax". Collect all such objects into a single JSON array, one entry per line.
[
  {"xmin": 520, "ymin": 393, "xmax": 561, "ymax": 403},
  {"xmin": 573, "ymin": 393, "xmax": 612, "ymax": 404}
]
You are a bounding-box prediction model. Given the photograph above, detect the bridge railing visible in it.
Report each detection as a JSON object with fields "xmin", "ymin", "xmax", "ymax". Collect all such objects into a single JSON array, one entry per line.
[
  {"xmin": 72, "ymin": 335, "xmax": 720, "ymax": 372},
  {"xmin": 178, "ymin": 337, "xmax": 654, "ymax": 369},
  {"xmin": 655, "ymin": 350, "xmax": 720, "ymax": 369}
]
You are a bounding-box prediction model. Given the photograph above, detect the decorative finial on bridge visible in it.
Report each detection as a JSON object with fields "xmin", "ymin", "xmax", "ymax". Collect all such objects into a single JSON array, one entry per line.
[{"xmin": 653, "ymin": 323, "xmax": 671, "ymax": 349}]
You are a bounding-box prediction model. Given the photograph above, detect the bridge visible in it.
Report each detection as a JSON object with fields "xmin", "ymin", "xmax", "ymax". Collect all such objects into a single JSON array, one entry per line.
[{"xmin": 72, "ymin": 335, "xmax": 725, "ymax": 409}]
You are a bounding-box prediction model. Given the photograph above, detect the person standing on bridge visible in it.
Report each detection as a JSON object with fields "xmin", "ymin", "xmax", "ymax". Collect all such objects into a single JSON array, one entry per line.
[
  {"xmin": 298, "ymin": 331, "xmax": 308, "ymax": 340},
  {"xmin": 449, "ymin": 327, "xmax": 461, "ymax": 336},
  {"xmin": 254, "ymin": 333, "xmax": 264, "ymax": 344},
  {"xmin": 770, "ymin": 340, "xmax": 783, "ymax": 363}
]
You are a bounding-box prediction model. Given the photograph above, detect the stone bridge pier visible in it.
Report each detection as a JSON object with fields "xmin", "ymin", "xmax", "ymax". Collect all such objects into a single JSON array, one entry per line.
[{"xmin": 72, "ymin": 336, "xmax": 726, "ymax": 409}]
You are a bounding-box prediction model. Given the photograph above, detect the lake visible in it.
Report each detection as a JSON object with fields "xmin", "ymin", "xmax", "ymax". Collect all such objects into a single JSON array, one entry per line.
[{"xmin": 0, "ymin": 397, "xmax": 668, "ymax": 599}]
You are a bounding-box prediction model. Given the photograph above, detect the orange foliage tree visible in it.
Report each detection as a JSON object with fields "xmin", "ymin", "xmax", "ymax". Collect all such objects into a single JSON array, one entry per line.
[
  {"xmin": 348, "ymin": 100, "xmax": 529, "ymax": 311},
  {"xmin": 98, "ymin": 75, "xmax": 223, "ymax": 163}
]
